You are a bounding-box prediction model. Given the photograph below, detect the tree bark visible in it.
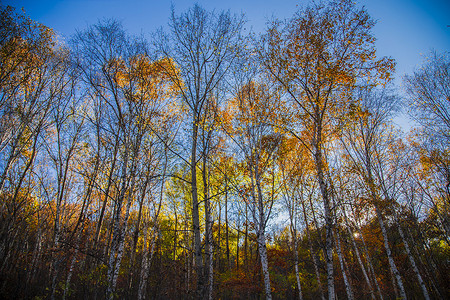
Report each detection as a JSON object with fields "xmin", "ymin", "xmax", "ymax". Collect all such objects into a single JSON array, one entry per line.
[
  {"xmin": 203, "ymin": 154, "xmax": 214, "ymax": 300},
  {"xmin": 397, "ymin": 221, "xmax": 430, "ymax": 300},
  {"xmin": 373, "ymin": 202, "xmax": 407, "ymax": 300},
  {"xmin": 313, "ymin": 144, "xmax": 335, "ymax": 300},
  {"xmin": 345, "ymin": 225, "xmax": 376, "ymax": 300},
  {"xmin": 253, "ymin": 162, "xmax": 272, "ymax": 300},
  {"xmin": 301, "ymin": 198, "xmax": 326, "ymax": 300},
  {"xmin": 334, "ymin": 229, "xmax": 354, "ymax": 300},
  {"xmin": 190, "ymin": 121, "xmax": 205, "ymax": 298},
  {"xmin": 257, "ymin": 231, "xmax": 272, "ymax": 300}
]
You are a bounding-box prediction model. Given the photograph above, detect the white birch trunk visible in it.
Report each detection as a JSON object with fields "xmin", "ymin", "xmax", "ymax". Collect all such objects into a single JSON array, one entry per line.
[
  {"xmin": 106, "ymin": 148, "xmax": 132, "ymax": 299},
  {"xmin": 301, "ymin": 200, "xmax": 326, "ymax": 300},
  {"xmin": 63, "ymin": 232, "xmax": 82, "ymax": 300},
  {"xmin": 294, "ymin": 250, "xmax": 303, "ymax": 300},
  {"xmin": 109, "ymin": 175, "xmax": 136, "ymax": 300},
  {"xmin": 313, "ymin": 144, "xmax": 335, "ymax": 300},
  {"xmin": 350, "ymin": 205, "xmax": 384, "ymax": 300},
  {"xmin": 258, "ymin": 231, "xmax": 272, "ymax": 300},
  {"xmin": 207, "ymin": 232, "xmax": 214, "ymax": 300},
  {"xmin": 397, "ymin": 222, "xmax": 430, "ymax": 300},
  {"xmin": 251, "ymin": 158, "xmax": 272, "ymax": 300},
  {"xmin": 374, "ymin": 205, "xmax": 407, "ymax": 299},
  {"xmin": 345, "ymin": 226, "xmax": 376, "ymax": 300},
  {"xmin": 334, "ymin": 229, "xmax": 354, "ymax": 300},
  {"xmin": 137, "ymin": 228, "xmax": 157, "ymax": 300}
]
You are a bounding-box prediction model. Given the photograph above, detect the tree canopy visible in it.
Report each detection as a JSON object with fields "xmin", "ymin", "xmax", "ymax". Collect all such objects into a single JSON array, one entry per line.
[{"xmin": 0, "ymin": 1, "xmax": 448, "ymax": 299}]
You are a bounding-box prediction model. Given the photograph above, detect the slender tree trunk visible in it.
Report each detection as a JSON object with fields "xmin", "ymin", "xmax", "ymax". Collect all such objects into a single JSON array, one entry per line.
[
  {"xmin": 137, "ymin": 226, "xmax": 157, "ymax": 300},
  {"xmin": 257, "ymin": 231, "xmax": 272, "ymax": 300},
  {"xmin": 364, "ymin": 161, "xmax": 407, "ymax": 300},
  {"xmin": 373, "ymin": 203, "xmax": 407, "ymax": 300},
  {"xmin": 225, "ymin": 175, "xmax": 231, "ymax": 271},
  {"xmin": 345, "ymin": 226, "xmax": 376, "ymax": 299},
  {"xmin": 111, "ymin": 150, "xmax": 140, "ymax": 297},
  {"xmin": 408, "ymin": 219, "xmax": 444, "ymax": 299},
  {"xmin": 27, "ymin": 225, "xmax": 42, "ymax": 287},
  {"xmin": 106, "ymin": 147, "xmax": 130, "ymax": 299},
  {"xmin": 397, "ymin": 221, "xmax": 430, "ymax": 300},
  {"xmin": 314, "ymin": 146, "xmax": 335, "ymax": 300},
  {"xmin": 217, "ymin": 189, "xmax": 221, "ymax": 271},
  {"xmin": 51, "ymin": 126, "xmax": 80, "ymax": 300},
  {"xmin": 286, "ymin": 182, "xmax": 303, "ymax": 300},
  {"xmin": 301, "ymin": 199, "xmax": 326, "ymax": 300},
  {"xmin": 334, "ymin": 229, "xmax": 354, "ymax": 300},
  {"xmin": 349, "ymin": 204, "xmax": 384, "ymax": 300},
  {"xmin": 203, "ymin": 154, "xmax": 214, "ymax": 300},
  {"xmin": 236, "ymin": 222, "xmax": 240, "ymax": 271},
  {"xmin": 293, "ymin": 233, "xmax": 303, "ymax": 300},
  {"xmin": 63, "ymin": 230, "xmax": 83, "ymax": 300},
  {"xmin": 244, "ymin": 203, "xmax": 248, "ymax": 272},
  {"xmin": 190, "ymin": 121, "xmax": 204, "ymax": 298},
  {"xmin": 137, "ymin": 146, "xmax": 167, "ymax": 299},
  {"xmin": 340, "ymin": 203, "xmax": 377, "ymax": 299},
  {"xmin": 129, "ymin": 163, "xmax": 152, "ymax": 291},
  {"xmin": 253, "ymin": 163, "xmax": 272, "ymax": 300},
  {"xmin": 94, "ymin": 135, "xmax": 119, "ymax": 245}
]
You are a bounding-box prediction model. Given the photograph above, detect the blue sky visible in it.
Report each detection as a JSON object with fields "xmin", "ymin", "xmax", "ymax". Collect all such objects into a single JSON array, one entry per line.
[
  {"xmin": 4, "ymin": 0, "xmax": 450, "ymax": 89},
  {"xmin": 5, "ymin": 0, "xmax": 449, "ymax": 131}
]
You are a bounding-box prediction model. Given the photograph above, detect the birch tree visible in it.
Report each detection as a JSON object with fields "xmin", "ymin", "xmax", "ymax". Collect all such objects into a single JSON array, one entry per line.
[
  {"xmin": 226, "ymin": 80, "xmax": 288, "ymax": 299},
  {"xmin": 404, "ymin": 51, "xmax": 450, "ymax": 237},
  {"xmin": 261, "ymin": 1, "xmax": 394, "ymax": 298},
  {"xmin": 339, "ymin": 87, "xmax": 411, "ymax": 299},
  {"xmin": 155, "ymin": 5, "xmax": 245, "ymax": 297}
]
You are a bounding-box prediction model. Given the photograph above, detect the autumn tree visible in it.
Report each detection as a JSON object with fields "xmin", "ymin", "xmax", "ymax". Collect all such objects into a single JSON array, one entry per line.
[
  {"xmin": 72, "ymin": 19, "xmax": 178, "ymax": 299},
  {"xmin": 338, "ymin": 86, "xmax": 433, "ymax": 299},
  {"xmin": 0, "ymin": 4, "xmax": 58, "ymax": 192},
  {"xmin": 404, "ymin": 51, "xmax": 450, "ymax": 237},
  {"xmin": 155, "ymin": 5, "xmax": 245, "ymax": 298},
  {"xmin": 226, "ymin": 78, "xmax": 289, "ymax": 299},
  {"xmin": 0, "ymin": 7, "xmax": 73, "ymax": 291},
  {"xmin": 277, "ymin": 137, "xmax": 312, "ymax": 300},
  {"xmin": 261, "ymin": 0, "xmax": 394, "ymax": 298}
]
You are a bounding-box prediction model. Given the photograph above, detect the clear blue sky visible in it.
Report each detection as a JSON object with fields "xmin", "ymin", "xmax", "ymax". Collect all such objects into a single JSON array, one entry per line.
[{"xmin": 4, "ymin": 0, "xmax": 450, "ymax": 86}]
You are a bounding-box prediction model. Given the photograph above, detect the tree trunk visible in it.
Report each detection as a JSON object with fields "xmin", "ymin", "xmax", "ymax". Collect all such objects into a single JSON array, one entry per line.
[
  {"xmin": 254, "ymin": 163, "xmax": 272, "ymax": 300},
  {"xmin": 349, "ymin": 203, "xmax": 384, "ymax": 300},
  {"xmin": 286, "ymin": 184, "xmax": 303, "ymax": 300},
  {"xmin": 373, "ymin": 203, "xmax": 407, "ymax": 300},
  {"xmin": 190, "ymin": 121, "xmax": 204, "ymax": 298},
  {"xmin": 129, "ymin": 162, "xmax": 152, "ymax": 291},
  {"xmin": 257, "ymin": 231, "xmax": 272, "ymax": 300},
  {"xmin": 106, "ymin": 146, "xmax": 131, "ymax": 299},
  {"xmin": 244, "ymin": 203, "xmax": 248, "ymax": 272},
  {"xmin": 397, "ymin": 221, "xmax": 430, "ymax": 300},
  {"xmin": 345, "ymin": 225, "xmax": 376, "ymax": 299},
  {"xmin": 203, "ymin": 154, "xmax": 214, "ymax": 300},
  {"xmin": 225, "ymin": 175, "xmax": 231, "ymax": 271},
  {"xmin": 293, "ymin": 234, "xmax": 303, "ymax": 300},
  {"xmin": 334, "ymin": 229, "xmax": 354, "ymax": 300},
  {"xmin": 301, "ymin": 199, "xmax": 326, "ymax": 300},
  {"xmin": 313, "ymin": 141, "xmax": 335, "ymax": 300},
  {"xmin": 94, "ymin": 134, "xmax": 119, "ymax": 245},
  {"xmin": 63, "ymin": 230, "xmax": 83, "ymax": 300},
  {"xmin": 137, "ymin": 227, "xmax": 157, "ymax": 300}
]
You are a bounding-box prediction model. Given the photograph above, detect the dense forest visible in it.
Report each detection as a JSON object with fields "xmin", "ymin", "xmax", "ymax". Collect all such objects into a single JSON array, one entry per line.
[{"xmin": 0, "ymin": 0, "xmax": 449, "ymax": 299}]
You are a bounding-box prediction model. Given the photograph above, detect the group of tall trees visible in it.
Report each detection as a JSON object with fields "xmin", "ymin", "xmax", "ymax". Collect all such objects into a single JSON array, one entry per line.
[{"xmin": 0, "ymin": 0, "xmax": 448, "ymax": 299}]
